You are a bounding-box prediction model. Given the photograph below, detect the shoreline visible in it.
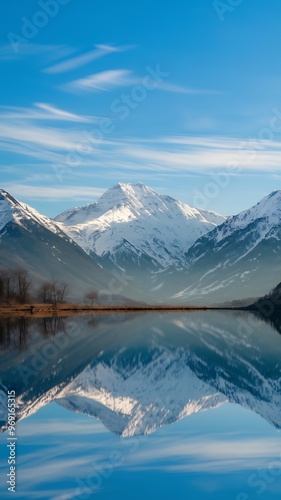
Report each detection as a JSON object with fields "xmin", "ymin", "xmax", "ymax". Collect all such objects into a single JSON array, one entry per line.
[{"xmin": 0, "ymin": 303, "xmax": 242, "ymax": 318}]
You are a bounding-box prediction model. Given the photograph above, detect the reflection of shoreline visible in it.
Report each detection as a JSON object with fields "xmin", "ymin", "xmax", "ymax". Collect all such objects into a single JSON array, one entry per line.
[
  {"xmin": 0, "ymin": 317, "xmax": 65, "ymax": 349},
  {"xmin": 0, "ymin": 314, "xmax": 100, "ymax": 349},
  {"xmin": 0, "ymin": 316, "xmax": 32, "ymax": 349},
  {"xmin": 251, "ymin": 310, "xmax": 281, "ymax": 335},
  {"xmin": 1, "ymin": 308, "xmax": 281, "ymax": 350}
]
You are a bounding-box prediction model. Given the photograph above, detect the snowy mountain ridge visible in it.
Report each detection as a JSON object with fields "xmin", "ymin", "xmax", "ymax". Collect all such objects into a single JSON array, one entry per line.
[
  {"xmin": 1, "ymin": 185, "xmax": 281, "ymax": 304},
  {"xmin": 167, "ymin": 190, "xmax": 281, "ymax": 304},
  {"xmin": 211, "ymin": 190, "xmax": 281, "ymax": 244},
  {"xmin": 55, "ymin": 182, "xmax": 226, "ymax": 269},
  {"xmin": 0, "ymin": 189, "xmax": 121, "ymax": 300},
  {"xmin": 0, "ymin": 189, "xmax": 63, "ymax": 237},
  {"xmin": 189, "ymin": 190, "xmax": 281, "ymax": 264}
]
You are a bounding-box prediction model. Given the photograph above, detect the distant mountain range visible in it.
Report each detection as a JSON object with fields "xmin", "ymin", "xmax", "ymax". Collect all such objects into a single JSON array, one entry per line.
[{"xmin": 0, "ymin": 184, "xmax": 281, "ymax": 304}]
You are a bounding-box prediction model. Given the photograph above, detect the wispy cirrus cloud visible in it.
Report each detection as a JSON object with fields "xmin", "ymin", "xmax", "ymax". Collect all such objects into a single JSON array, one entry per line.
[
  {"xmin": 158, "ymin": 82, "xmax": 220, "ymax": 95},
  {"xmin": 62, "ymin": 69, "xmax": 217, "ymax": 95},
  {"xmin": 2, "ymin": 103, "xmax": 281, "ymax": 206},
  {"xmin": 63, "ymin": 69, "xmax": 135, "ymax": 92},
  {"xmin": 0, "ymin": 43, "xmax": 74, "ymax": 62},
  {"xmin": 0, "ymin": 102, "xmax": 98, "ymax": 157},
  {"xmin": 44, "ymin": 44, "xmax": 134, "ymax": 74},
  {"xmin": 0, "ymin": 103, "xmax": 95, "ymax": 123},
  {"xmin": 113, "ymin": 135, "xmax": 281, "ymax": 172},
  {"xmin": 2, "ymin": 103, "xmax": 281, "ymax": 175},
  {"xmin": 0, "ymin": 122, "xmax": 84, "ymax": 151},
  {"xmin": 3, "ymin": 184, "xmax": 106, "ymax": 201},
  {"xmin": 2, "ymin": 124, "xmax": 281, "ymax": 174}
]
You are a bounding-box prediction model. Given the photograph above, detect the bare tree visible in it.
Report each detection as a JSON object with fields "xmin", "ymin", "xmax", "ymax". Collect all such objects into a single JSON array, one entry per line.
[
  {"xmin": 37, "ymin": 282, "xmax": 53, "ymax": 303},
  {"xmin": 84, "ymin": 290, "xmax": 98, "ymax": 306},
  {"xmin": 14, "ymin": 269, "xmax": 31, "ymax": 304},
  {"xmin": 0, "ymin": 270, "xmax": 6, "ymax": 302},
  {"xmin": 0, "ymin": 269, "xmax": 13, "ymax": 302},
  {"xmin": 37, "ymin": 281, "xmax": 68, "ymax": 305},
  {"xmin": 0, "ymin": 268, "xmax": 31, "ymax": 304},
  {"xmin": 53, "ymin": 282, "xmax": 68, "ymax": 305}
]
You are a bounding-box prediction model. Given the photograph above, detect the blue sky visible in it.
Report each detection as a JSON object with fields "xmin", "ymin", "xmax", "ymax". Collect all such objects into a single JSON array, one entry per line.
[{"xmin": 1, "ymin": 0, "xmax": 281, "ymax": 217}]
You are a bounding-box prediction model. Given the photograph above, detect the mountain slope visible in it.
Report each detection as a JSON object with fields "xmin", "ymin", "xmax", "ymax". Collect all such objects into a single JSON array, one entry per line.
[
  {"xmin": 252, "ymin": 279, "xmax": 281, "ymax": 310},
  {"xmin": 0, "ymin": 189, "xmax": 126, "ymax": 301},
  {"xmin": 55, "ymin": 183, "xmax": 225, "ymax": 271},
  {"xmin": 166, "ymin": 191, "xmax": 281, "ymax": 304}
]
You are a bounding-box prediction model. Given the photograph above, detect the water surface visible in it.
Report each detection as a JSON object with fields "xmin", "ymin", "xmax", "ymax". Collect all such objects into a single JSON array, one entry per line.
[{"xmin": 0, "ymin": 311, "xmax": 280, "ymax": 499}]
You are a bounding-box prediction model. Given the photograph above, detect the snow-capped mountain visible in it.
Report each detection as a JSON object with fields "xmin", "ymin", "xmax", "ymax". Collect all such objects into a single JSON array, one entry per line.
[
  {"xmin": 163, "ymin": 190, "xmax": 281, "ymax": 304},
  {"xmin": 0, "ymin": 189, "xmax": 63, "ymax": 236},
  {"xmin": 55, "ymin": 183, "xmax": 225, "ymax": 271},
  {"xmin": 200, "ymin": 190, "xmax": 281, "ymax": 247},
  {"xmin": 0, "ymin": 189, "xmax": 119, "ymax": 300}
]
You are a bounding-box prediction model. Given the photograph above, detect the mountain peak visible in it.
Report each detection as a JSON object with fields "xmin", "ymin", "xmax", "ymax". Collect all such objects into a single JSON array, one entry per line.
[
  {"xmin": 204, "ymin": 189, "xmax": 281, "ymax": 245},
  {"xmin": 256, "ymin": 190, "xmax": 281, "ymax": 204},
  {"xmin": 0, "ymin": 189, "xmax": 20, "ymax": 207},
  {"xmin": 238, "ymin": 189, "xmax": 281, "ymax": 225},
  {"xmin": 267, "ymin": 189, "xmax": 281, "ymax": 197},
  {"xmin": 109, "ymin": 181, "xmax": 153, "ymax": 196},
  {"xmin": 55, "ymin": 183, "xmax": 226, "ymax": 269},
  {"xmin": 261, "ymin": 189, "xmax": 281, "ymax": 206},
  {"xmin": 114, "ymin": 181, "xmax": 146, "ymax": 189},
  {"xmin": 0, "ymin": 188, "xmax": 64, "ymax": 237},
  {"xmin": 0, "ymin": 189, "xmax": 22, "ymax": 230},
  {"xmin": 95, "ymin": 182, "xmax": 160, "ymax": 211}
]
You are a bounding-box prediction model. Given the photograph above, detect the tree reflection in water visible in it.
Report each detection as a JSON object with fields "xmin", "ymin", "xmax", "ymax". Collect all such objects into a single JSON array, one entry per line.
[{"xmin": 0, "ymin": 313, "xmax": 101, "ymax": 351}]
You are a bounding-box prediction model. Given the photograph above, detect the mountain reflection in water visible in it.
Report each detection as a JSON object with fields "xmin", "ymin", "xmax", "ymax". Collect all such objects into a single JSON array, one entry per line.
[{"xmin": 0, "ymin": 310, "xmax": 280, "ymax": 436}]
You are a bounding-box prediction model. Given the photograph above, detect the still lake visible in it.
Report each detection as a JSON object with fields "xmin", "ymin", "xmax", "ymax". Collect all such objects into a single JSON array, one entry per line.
[{"xmin": 0, "ymin": 310, "xmax": 280, "ymax": 499}]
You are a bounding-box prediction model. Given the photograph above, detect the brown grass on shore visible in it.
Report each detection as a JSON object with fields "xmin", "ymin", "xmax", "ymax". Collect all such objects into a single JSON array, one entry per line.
[{"xmin": 0, "ymin": 303, "xmax": 213, "ymax": 318}]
